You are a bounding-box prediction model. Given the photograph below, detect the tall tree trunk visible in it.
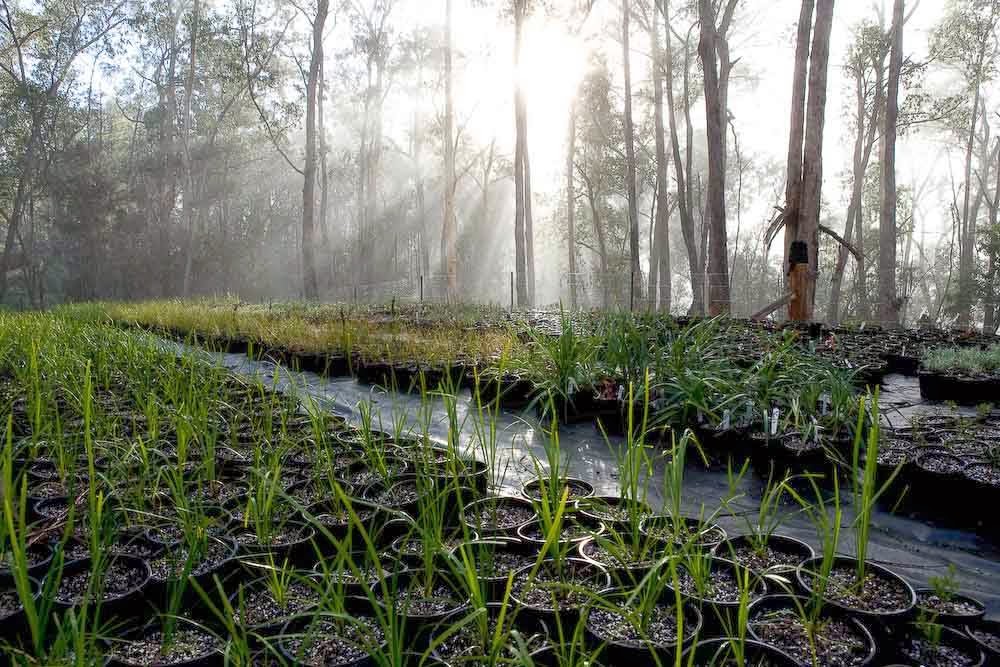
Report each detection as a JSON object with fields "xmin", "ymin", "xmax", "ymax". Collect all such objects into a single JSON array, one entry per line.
[
  {"xmin": 879, "ymin": 0, "xmax": 903, "ymax": 326},
  {"xmin": 622, "ymin": 0, "xmax": 642, "ymax": 308},
  {"xmin": 650, "ymin": 4, "xmax": 671, "ymax": 312},
  {"xmin": 181, "ymin": 0, "xmax": 201, "ymax": 297},
  {"xmin": 566, "ymin": 99, "xmax": 578, "ymax": 309},
  {"xmin": 699, "ymin": 0, "xmax": 731, "ymax": 315},
  {"xmin": 792, "ymin": 0, "xmax": 834, "ymax": 320},
  {"xmin": 986, "ymin": 141, "xmax": 1000, "ymax": 332},
  {"xmin": 829, "ymin": 47, "xmax": 882, "ymax": 323},
  {"xmin": 661, "ymin": 1, "xmax": 700, "ymax": 315},
  {"xmin": 513, "ymin": 0, "xmax": 529, "ymax": 307},
  {"xmin": 523, "ymin": 133, "xmax": 535, "ymax": 304},
  {"xmin": 443, "ymin": 0, "xmax": 457, "ymax": 297},
  {"xmin": 319, "ymin": 56, "xmax": 330, "ymax": 287},
  {"xmin": 783, "ymin": 0, "xmax": 814, "ymax": 319},
  {"xmin": 302, "ymin": 0, "xmax": 327, "ymax": 299}
]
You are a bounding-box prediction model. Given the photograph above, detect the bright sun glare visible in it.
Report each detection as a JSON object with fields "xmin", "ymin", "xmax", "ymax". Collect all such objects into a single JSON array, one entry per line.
[{"xmin": 456, "ymin": 15, "xmax": 589, "ymax": 183}]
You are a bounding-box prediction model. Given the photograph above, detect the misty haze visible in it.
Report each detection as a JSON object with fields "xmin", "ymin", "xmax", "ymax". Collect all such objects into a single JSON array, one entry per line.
[{"xmin": 4, "ymin": 1, "xmax": 1000, "ymax": 666}]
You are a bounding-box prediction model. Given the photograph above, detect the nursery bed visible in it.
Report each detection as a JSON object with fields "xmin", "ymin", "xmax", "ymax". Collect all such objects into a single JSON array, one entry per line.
[{"xmin": 175, "ymin": 340, "xmax": 1000, "ymax": 619}]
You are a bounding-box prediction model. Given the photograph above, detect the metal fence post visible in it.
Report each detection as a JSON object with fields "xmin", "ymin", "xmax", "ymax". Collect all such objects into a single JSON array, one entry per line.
[
  {"xmin": 419, "ymin": 275, "xmax": 424, "ymax": 302},
  {"xmin": 629, "ymin": 270, "xmax": 635, "ymax": 312},
  {"xmin": 510, "ymin": 272, "xmax": 514, "ymax": 311}
]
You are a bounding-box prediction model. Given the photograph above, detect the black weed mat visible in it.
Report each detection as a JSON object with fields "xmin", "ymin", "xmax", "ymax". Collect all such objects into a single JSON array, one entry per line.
[{"xmin": 175, "ymin": 342, "xmax": 1000, "ymax": 619}]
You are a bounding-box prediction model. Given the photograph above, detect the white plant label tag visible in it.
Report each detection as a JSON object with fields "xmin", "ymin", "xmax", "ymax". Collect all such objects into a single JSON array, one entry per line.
[
  {"xmin": 722, "ymin": 410, "xmax": 731, "ymax": 430},
  {"xmin": 567, "ymin": 377, "xmax": 578, "ymax": 394},
  {"xmin": 820, "ymin": 393, "xmax": 831, "ymax": 415},
  {"xmin": 771, "ymin": 408, "xmax": 780, "ymax": 435},
  {"xmin": 697, "ymin": 410, "xmax": 705, "ymax": 424},
  {"xmin": 616, "ymin": 385, "xmax": 625, "ymax": 403}
]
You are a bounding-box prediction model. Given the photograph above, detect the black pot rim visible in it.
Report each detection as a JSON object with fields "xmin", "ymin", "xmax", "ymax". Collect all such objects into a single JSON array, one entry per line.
[
  {"xmin": 795, "ymin": 556, "xmax": 917, "ymax": 619},
  {"xmin": 746, "ymin": 593, "xmax": 877, "ymax": 666}
]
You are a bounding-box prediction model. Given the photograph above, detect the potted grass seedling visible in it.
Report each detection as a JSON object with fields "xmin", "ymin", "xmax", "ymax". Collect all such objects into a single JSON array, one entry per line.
[
  {"xmin": 579, "ymin": 379, "xmax": 660, "ymax": 586},
  {"xmin": 682, "ymin": 553, "xmax": 802, "ymax": 667},
  {"xmin": 2, "ymin": 419, "xmax": 61, "ymax": 657},
  {"xmin": 228, "ymin": 558, "xmax": 322, "ymax": 637},
  {"xmin": 396, "ymin": 472, "xmax": 469, "ymax": 632},
  {"xmin": 641, "ymin": 430, "xmax": 726, "ymax": 552},
  {"xmin": 527, "ymin": 311, "xmax": 597, "ymax": 424},
  {"xmin": 584, "ymin": 553, "xmax": 702, "ymax": 665},
  {"xmin": 795, "ymin": 391, "xmax": 916, "ymax": 628},
  {"xmin": 913, "ymin": 565, "xmax": 985, "ymax": 626},
  {"xmin": 719, "ymin": 466, "xmax": 815, "ymax": 579},
  {"xmin": 519, "ymin": 411, "xmax": 594, "ymax": 505},
  {"xmin": 235, "ymin": 454, "xmax": 313, "ymax": 567},
  {"xmin": 468, "ymin": 349, "xmax": 512, "ymax": 495},
  {"xmin": 751, "ymin": 473, "xmax": 877, "ymax": 667},
  {"xmin": 510, "ymin": 474, "xmax": 609, "ymax": 632}
]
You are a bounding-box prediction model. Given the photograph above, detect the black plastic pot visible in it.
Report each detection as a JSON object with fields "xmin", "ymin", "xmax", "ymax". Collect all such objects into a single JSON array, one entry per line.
[
  {"xmin": 716, "ymin": 533, "xmax": 815, "ymax": 579},
  {"xmin": 49, "ymin": 554, "xmax": 151, "ymax": 618},
  {"xmin": 0, "ymin": 573, "xmax": 39, "ymax": 648},
  {"xmin": 668, "ymin": 558, "xmax": 767, "ymax": 635},
  {"xmin": 1, "ymin": 540, "xmax": 53, "ymax": 578},
  {"xmin": 918, "ymin": 370, "xmax": 1000, "ymax": 405},
  {"xmin": 145, "ymin": 536, "xmax": 239, "ymax": 612},
  {"xmin": 145, "ymin": 506, "xmax": 233, "ymax": 549},
  {"xmin": 747, "ymin": 594, "xmax": 877, "ymax": 667},
  {"xmin": 312, "ymin": 551, "xmax": 401, "ymax": 597},
  {"xmin": 519, "ymin": 477, "xmax": 595, "ymax": 504},
  {"xmin": 448, "ymin": 537, "xmax": 537, "ymax": 602},
  {"xmin": 104, "ymin": 620, "xmax": 225, "ymax": 667},
  {"xmin": 232, "ymin": 520, "xmax": 317, "ymax": 568},
  {"xmin": 576, "ymin": 535, "xmax": 659, "ymax": 588},
  {"xmin": 280, "ymin": 606, "xmax": 388, "ymax": 667},
  {"xmin": 516, "ymin": 517, "xmax": 605, "ymax": 552},
  {"xmin": 585, "ymin": 593, "xmax": 702, "ymax": 663},
  {"xmin": 228, "ymin": 573, "xmax": 324, "ymax": 637},
  {"xmin": 474, "ymin": 372, "xmax": 534, "ymax": 409},
  {"xmin": 893, "ymin": 623, "xmax": 985, "ymax": 667},
  {"xmin": 914, "ymin": 587, "xmax": 985, "ymax": 627},
  {"xmin": 509, "ymin": 558, "xmax": 611, "ymax": 632},
  {"xmin": 796, "ymin": 556, "xmax": 917, "ymax": 630},
  {"xmin": 575, "ymin": 495, "xmax": 652, "ymax": 528},
  {"xmin": 461, "ymin": 496, "xmax": 537, "ymax": 538},
  {"xmin": 640, "ymin": 515, "xmax": 727, "ymax": 551},
  {"xmin": 380, "ymin": 575, "xmax": 471, "ymax": 650},
  {"xmin": 684, "ymin": 637, "xmax": 800, "ymax": 667},
  {"xmin": 965, "ymin": 619, "xmax": 1000, "ymax": 664},
  {"xmin": 428, "ymin": 601, "xmax": 553, "ymax": 665}
]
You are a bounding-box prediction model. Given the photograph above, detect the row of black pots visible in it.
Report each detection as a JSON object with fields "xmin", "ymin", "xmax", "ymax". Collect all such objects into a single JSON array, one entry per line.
[{"xmin": 919, "ymin": 369, "xmax": 1000, "ymax": 404}]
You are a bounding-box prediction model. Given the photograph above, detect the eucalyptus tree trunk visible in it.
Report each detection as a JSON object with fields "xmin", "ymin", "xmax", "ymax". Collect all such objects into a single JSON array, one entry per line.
[
  {"xmin": 622, "ymin": 0, "xmax": 642, "ymax": 308},
  {"xmin": 698, "ymin": 0, "xmax": 730, "ymax": 315},
  {"xmin": 181, "ymin": 0, "xmax": 201, "ymax": 297},
  {"xmin": 442, "ymin": 0, "xmax": 457, "ymax": 296},
  {"xmin": 783, "ymin": 0, "xmax": 814, "ymax": 319},
  {"xmin": 513, "ymin": 0, "xmax": 529, "ymax": 307},
  {"xmin": 566, "ymin": 99, "xmax": 578, "ymax": 309},
  {"xmin": 302, "ymin": 0, "xmax": 328, "ymax": 299},
  {"xmin": 661, "ymin": 1, "xmax": 700, "ymax": 315},
  {"xmin": 829, "ymin": 48, "xmax": 882, "ymax": 324},
  {"xmin": 650, "ymin": 1, "xmax": 671, "ymax": 312},
  {"xmin": 878, "ymin": 0, "xmax": 903, "ymax": 327}
]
